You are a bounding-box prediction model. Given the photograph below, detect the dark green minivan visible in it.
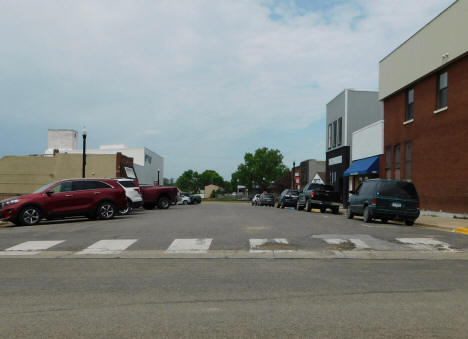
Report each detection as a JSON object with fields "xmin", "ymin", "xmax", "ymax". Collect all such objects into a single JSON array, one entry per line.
[{"xmin": 346, "ymin": 179, "xmax": 420, "ymax": 226}]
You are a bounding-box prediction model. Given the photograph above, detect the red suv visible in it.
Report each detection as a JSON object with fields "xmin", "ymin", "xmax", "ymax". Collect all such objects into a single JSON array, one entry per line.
[{"xmin": 0, "ymin": 178, "xmax": 127, "ymax": 226}]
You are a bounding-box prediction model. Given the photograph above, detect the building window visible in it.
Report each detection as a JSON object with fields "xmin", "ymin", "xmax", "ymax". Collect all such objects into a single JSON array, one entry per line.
[
  {"xmin": 385, "ymin": 146, "xmax": 392, "ymax": 179},
  {"xmin": 405, "ymin": 142, "xmax": 412, "ymax": 180},
  {"xmin": 333, "ymin": 120, "xmax": 337, "ymax": 148},
  {"xmin": 437, "ymin": 71, "xmax": 448, "ymax": 109},
  {"xmin": 338, "ymin": 117, "xmax": 342, "ymax": 146},
  {"xmin": 328, "ymin": 124, "xmax": 332, "ymax": 149},
  {"xmin": 394, "ymin": 144, "xmax": 401, "ymax": 180},
  {"xmin": 406, "ymin": 88, "xmax": 414, "ymax": 121}
]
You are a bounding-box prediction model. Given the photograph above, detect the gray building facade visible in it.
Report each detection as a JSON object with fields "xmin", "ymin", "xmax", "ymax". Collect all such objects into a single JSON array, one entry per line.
[
  {"xmin": 325, "ymin": 89, "xmax": 383, "ymax": 203},
  {"xmin": 299, "ymin": 159, "xmax": 325, "ymax": 188}
]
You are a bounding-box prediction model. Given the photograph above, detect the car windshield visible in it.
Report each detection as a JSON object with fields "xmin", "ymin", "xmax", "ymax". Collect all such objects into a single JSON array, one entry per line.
[
  {"xmin": 290, "ymin": 190, "xmax": 299, "ymax": 195},
  {"xmin": 33, "ymin": 181, "xmax": 58, "ymax": 193},
  {"xmin": 264, "ymin": 194, "xmax": 274, "ymax": 198},
  {"xmin": 378, "ymin": 181, "xmax": 418, "ymax": 200}
]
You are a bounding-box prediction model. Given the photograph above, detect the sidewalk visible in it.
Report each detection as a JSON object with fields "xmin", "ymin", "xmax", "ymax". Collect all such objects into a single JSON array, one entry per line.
[{"xmin": 415, "ymin": 215, "xmax": 468, "ymax": 234}]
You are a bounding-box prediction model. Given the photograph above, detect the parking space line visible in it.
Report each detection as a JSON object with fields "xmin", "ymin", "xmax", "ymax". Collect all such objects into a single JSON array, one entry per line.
[
  {"xmin": 165, "ymin": 238, "xmax": 212, "ymax": 253},
  {"xmin": 76, "ymin": 239, "xmax": 138, "ymax": 255},
  {"xmin": 0, "ymin": 240, "xmax": 65, "ymax": 255}
]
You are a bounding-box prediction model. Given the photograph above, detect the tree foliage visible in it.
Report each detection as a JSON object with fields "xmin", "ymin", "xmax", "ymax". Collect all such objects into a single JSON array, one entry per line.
[
  {"xmin": 175, "ymin": 170, "xmax": 200, "ymax": 192},
  {"xmin": 176, "ymin": 169, "xmax": 231, "ymax": 193},
  {"xmin": 232, "ymin": 147, "xmax": 288, "ymax": 191}
]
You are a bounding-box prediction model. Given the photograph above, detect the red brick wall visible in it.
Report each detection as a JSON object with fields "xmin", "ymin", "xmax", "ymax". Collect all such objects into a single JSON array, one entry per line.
[{"xmin": 381, "ymin": 54, "xmax": 468, "ymax": 214}]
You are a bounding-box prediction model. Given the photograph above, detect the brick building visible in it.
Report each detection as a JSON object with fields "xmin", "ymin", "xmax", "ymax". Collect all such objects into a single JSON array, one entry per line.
[{"xmin": 379, "ymin": 0, "xmax": 468, "ymax": 214}]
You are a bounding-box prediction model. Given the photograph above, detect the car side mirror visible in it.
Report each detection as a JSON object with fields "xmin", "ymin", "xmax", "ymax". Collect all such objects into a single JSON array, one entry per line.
[
  {"xmin": 46, "ymin": 190, "xmax": 54, "ymax": 196},
  {"xmin": 349, "ymin": 190, "xmax": 355, "ymax": 195}
]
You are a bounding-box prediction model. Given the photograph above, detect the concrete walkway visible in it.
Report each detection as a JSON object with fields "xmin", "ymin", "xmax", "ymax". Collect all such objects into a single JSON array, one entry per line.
[{"xmin": 415, "ymin": 215, "xmax": 468, "ymax": 234}]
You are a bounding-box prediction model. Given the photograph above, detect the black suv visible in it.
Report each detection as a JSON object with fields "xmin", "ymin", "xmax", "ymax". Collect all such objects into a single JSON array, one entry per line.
[
  {"xmin": 276, "ymin": 189, "xmax": 299, "ymax": 208},
  {"xmin": 347, "ymin": 179, "xmax": 420, "ymax": 225}
]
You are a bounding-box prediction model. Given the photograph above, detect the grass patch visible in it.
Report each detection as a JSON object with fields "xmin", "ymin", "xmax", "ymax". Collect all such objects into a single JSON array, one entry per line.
[
  {"xmin": 328, "ymin": 240, "xmax": 356, "ymax": 251},
  {"xmin": 254, "ymin": 242, "xmax": 297, "ymax": 251}
]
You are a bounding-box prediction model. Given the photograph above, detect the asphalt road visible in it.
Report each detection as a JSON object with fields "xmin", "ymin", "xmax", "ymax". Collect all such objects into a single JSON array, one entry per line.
[{"xmin": 1, "ymin": 202, "xmax": 468, "ymax": 338}]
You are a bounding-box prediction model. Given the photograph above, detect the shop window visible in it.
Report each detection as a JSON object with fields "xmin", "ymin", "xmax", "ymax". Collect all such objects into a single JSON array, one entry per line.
[
  {"xmin": 338, "ymin": 117, "xmax": 342, "ymax": 146},
  {"xmin": 328, "ymin": 124, "xmax": 332, "ymax": 149},
  {"xmin": 405, "ymin": 142, "xmax": 412, "ymax": 180},
  {"xmin": 437, "ymin": 71, "xmax": 448, "ymax": 109},
  {"xmin": 385, "ymin": 146, "xmax": 392, "ymax": 179},
  {"xmin": 406, "ymin": 88, "xmax": 414, "ymax": 121},
  {"xmin": 394, "ymin": 144, "xmax": 401, "ymax": 180}
]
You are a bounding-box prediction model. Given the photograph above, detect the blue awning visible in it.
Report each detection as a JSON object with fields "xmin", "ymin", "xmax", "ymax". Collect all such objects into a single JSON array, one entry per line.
[{"xmin": 343, "ymin": 155, "xmax": 380, "ymax": 177}]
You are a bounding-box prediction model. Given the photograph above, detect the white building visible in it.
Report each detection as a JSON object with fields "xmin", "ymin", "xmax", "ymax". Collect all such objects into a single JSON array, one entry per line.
[
  {"xmin": 45, "ymin": 129, "xmax": 164, "ymax": 186},
  {"xmin": 344, "ymin": 120, "xmax": 384, "ymax": 191}
]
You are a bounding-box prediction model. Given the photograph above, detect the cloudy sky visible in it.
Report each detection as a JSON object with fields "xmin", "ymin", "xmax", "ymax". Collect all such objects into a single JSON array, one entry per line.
[{"xmin": 0, "ymin": 0, "xmax": 454, "ymax": 180}]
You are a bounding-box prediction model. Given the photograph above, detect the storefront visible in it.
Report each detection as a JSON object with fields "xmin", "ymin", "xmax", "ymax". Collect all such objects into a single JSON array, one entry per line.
[{"xmin": 343, "ymin": 155, "xmax": 380, "ymax": 191}]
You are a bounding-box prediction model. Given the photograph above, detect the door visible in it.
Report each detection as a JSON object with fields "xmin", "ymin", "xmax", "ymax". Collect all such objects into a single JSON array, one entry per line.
[{"xmin": 44, "ymin": 181, "xmax": 77, "ymax": 216}]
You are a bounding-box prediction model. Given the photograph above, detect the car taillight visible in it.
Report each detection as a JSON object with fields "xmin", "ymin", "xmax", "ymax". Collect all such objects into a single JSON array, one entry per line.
[
  {"xmin": 371, "ymin": 198, "xmax": 377, "ymax": 205},
  {"xmin": 310, "ymin": 191, "xmax": 315, "ymax": 198},
  {"xmin": 134, "ymin": 188, "xmax": 140, "ymax": 193}
]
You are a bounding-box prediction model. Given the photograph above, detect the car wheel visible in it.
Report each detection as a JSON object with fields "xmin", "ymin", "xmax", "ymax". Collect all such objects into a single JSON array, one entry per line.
[
  {"xmin": 97, "ymin": 201, "xmax": 116, "ymax": 220},
  {"xmin": 405, "ymin": 219, "xmax": 414, "ymax": 226},
  {"xmin": 320, "ymin": 208, "xmax": 326, "ymax": 213},
  {"xmin": 305, "ymin": 201, "xmax": 312, "ymax": 212},
  {"xmin": 18, "ymin": 206, "xmax": 41, "ymax": 226},
  {"xmin": 346, "ymin": 206, "xmax": 354, "ymax": 219},
  {"xmin": 332, "ymin": 207, "xmax": 339, "ymax": 215},
  {"xmin": 158, "ymin": 196, "xmax": 170, "ymax": 209},
  {"xmin": 363, "ymin": 206, "xmax": 372, "ymax": 223},
  {"xmin": 281, "ymin": 202, "xmax": 285, "ymax": 209},
  {"xmin": 183, "ymin": 200, "xmax": 188, "ymax": 205},
  {"xmin": 119, "ymin": 199, "xmax": 133, "ymax": 215},
  {"xmin": 276, "ymin": 201, "xmax": 280, "ymax": 208},
  {"xmin": 381, "ymin": 218, "xmax": 388, "ymax": 224}
]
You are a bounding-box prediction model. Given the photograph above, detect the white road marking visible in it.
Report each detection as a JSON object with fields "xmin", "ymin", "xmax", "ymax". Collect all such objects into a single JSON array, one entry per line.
[
  {"xmin": 396, "ymin": 238, "xmax": 453, "ymax": 251},
  {"xmin": 249, "ymin": 238, "xmax": 291, "ymax": 253},
  {"xmin": 313, "ymin": 234, "xmax": 407, "ymax": 251},
  {"xmin": 76, "ymin": 239, "xmax": 138, "ymax": 255},
  {"xmin": 0, "ymin": 240, "xmax": 65, "ymax": 255},
  {"xmin": 165, "ymin": 238, "xmax": 212, "ymax": 253}
]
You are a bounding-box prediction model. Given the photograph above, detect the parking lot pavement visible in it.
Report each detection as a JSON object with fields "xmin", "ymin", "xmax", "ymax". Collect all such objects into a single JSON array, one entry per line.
[{"xmin": 1, "ymin": 202, "xmax": 468, "ymax": 259}]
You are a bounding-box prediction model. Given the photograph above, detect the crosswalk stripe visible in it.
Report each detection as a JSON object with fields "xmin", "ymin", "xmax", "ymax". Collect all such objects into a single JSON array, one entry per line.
[
  {"xmin": 0, "ymin": 240, "xmax": 65, "ymax": 255},
  {"xmin": 75, "ymin": 239, "xmax": 138, "ymax": 255},
  {"xmin": 165, "ymin": 239, "xmax": 212, "ymax": 253},
  {"xmin": 249, "ymin": 238, "xmax": 291, "ymax": 253},
  {"xmin": 396, "ymin": 238, "xmax": 453, "ymax": 251}
]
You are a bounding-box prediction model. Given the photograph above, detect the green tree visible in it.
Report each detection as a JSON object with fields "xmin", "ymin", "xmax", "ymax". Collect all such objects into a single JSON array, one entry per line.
[
  {"xmin": 175, "ymin": 170, "xmax": 200, "ymax": 192},
  {"xmin": 199, "ymin": 170, "xmax": 224, "ymax": 188},
  {"xmin": 232, "ymin": 147, "xmax": 288, "ymax": 191}
]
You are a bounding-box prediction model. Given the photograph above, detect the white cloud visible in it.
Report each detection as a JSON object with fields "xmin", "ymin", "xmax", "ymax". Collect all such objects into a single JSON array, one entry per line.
[{"xmin": 0, "ymin": 0, "xmax": 454, "ymax": 178}]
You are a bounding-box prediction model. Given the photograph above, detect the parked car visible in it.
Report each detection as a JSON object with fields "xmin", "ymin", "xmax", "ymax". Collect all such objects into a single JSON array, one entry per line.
[
  {"xmin": 251, "ymin": 194, "xmax": 261, "ymax": 206},
  {"xmin": 189, "ymin": 194, "xmax": 202, "ymax": 204},
  {"xmin": 177, "ymin": 195, "xmax": 191, "ymax": 205},
  {"xmin": 140, "ymin": 184, "xmax": 179, "ymax": 209},
  {"xmin": 277, "ymin": 189, "xmax": 299, "ymax": 208},
  {"xmin": 116, "ymin": 178, "xmax": 143, "ymax": 214},
  {"xmin": 0, "ymin": 178, "xmax": 127, "ymax": 226},
  {"xmin": 346, "ymin": 179, "xmax": 420, "ymax": 225},
  {"xmin": 296, "ymin": 183, "xmax": 340, "ymax": 214},
  {"xmin": 258, "ymin": 193, "xmax": 275, "ymax": 207}
]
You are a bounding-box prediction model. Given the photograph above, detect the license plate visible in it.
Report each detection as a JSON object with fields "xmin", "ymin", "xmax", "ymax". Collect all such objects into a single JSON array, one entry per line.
[{"xmin": 392, "ymin": 202, "xmax": 402, "ymax": 208}]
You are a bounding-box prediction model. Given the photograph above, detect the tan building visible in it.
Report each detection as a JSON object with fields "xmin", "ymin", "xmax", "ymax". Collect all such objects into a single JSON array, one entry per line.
[
  {"xmin": 0, "ymin": 152, "xmax": 133, "ymax": 199},
  {"xmin": 204, "ymin": 184, "xmax": 220, "ymax": 198}
]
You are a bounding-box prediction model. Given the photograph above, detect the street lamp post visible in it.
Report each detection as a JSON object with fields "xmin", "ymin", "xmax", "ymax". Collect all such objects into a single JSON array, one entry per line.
[
  {"xmin": 157, "ymin": 168, "xmax": 160, "ymax": 186},
  {"xmin": 82, "ymin": 128, "xmax": 87, "ymax": 178},
  {"xmin": 292, "ymin": 161, "xmax": 295, "ymax": 189}
]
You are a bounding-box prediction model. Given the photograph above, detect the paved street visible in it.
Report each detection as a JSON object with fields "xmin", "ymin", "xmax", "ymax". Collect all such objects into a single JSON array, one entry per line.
[{"xmin": 2, "ymin": 202, "xmax": 468, "ymax": 337}]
